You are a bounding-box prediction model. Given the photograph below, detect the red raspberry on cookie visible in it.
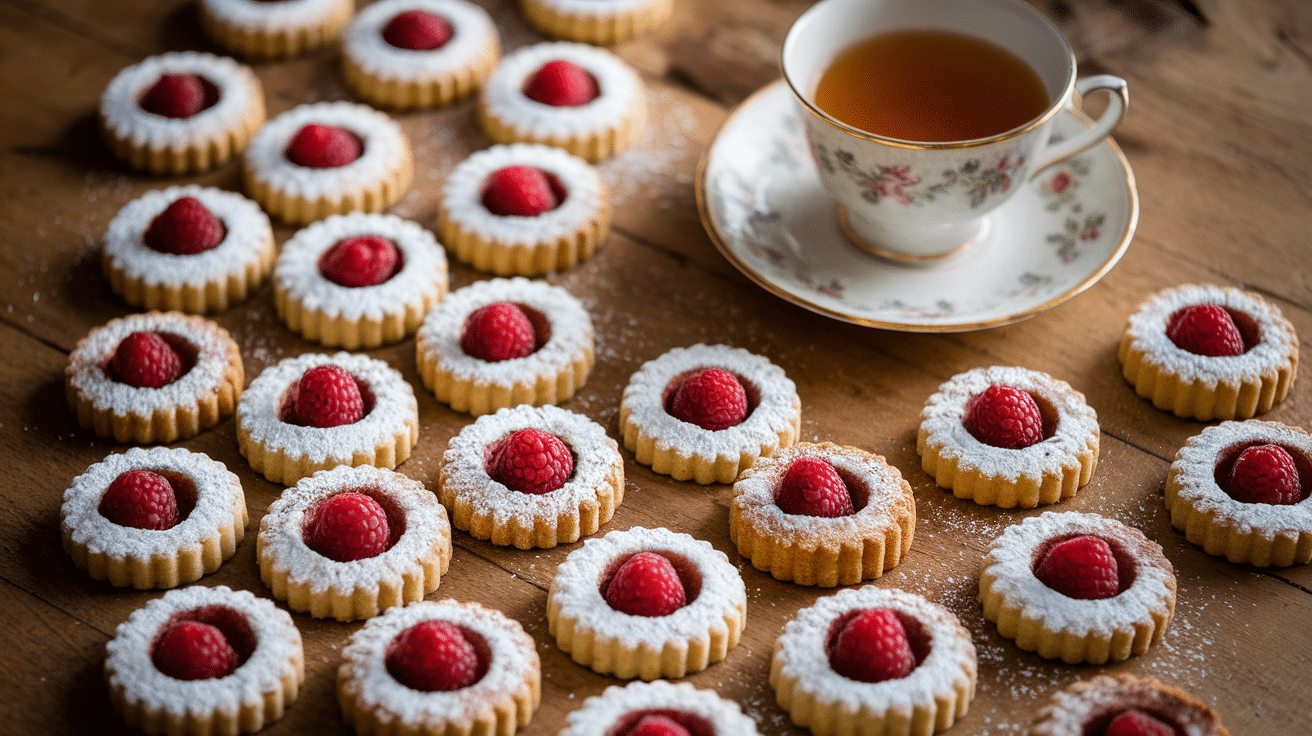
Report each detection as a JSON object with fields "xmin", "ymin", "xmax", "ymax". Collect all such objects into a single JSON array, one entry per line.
[
  {"xmin": 145, "ymin": 196, "xmax": 226, "ymax": 255},
  {"xmin": 152, "ymin": 620, "xmax": 238, "ymax": 680},
  {"xmin": 827, "ymin": 608, "xmax": 915, "ymax": 683},
  {"xmin": 140, "ymin": 73, "xmax": 211, "ymax": 119},
  {"xmin": 774, "ymin": 457, "xmax": 853, "ymax": 518},
  {"xmin": 523, "ymin": 59, "xmax": 599, "ymax": 107},
  {"xmin": 286, "ymin": 123, "xmax": 363, "ymax": 169},
  {"xmin": 109, "ymin": 331, "xmax": 184, "ymax": 389},
  {"xmin": 963, "ymin": 384, "xmax": 1044, "ymax": 449},
  {"xmin": 319, "ymin": 235, "xmax": 400, "ymax": 288},
  {"xmin": 481, "ymin": 166, "xmax": 560, "ymax": 217},
  {"xmin": 461, "ymin": 302, "xmax": 537, "ymax": 362},
  {"xmin": 490, "ymin": 428, "xmax": 573, "ymax": 495},
  {"xmin": 99, "ymin": 469, "xmax": 180, "ymax": 530},
  {"xmin": 305, "ymin": 492, "xmax": 390, "ymax": 562},
  {"xmin": 1165, "ymin": 304, "xmax": 1244, "ymax": 357},
  {"xmin": 1103, "ymin": 709, "xmax": 1177, "ymax": 736},
  {"xmin": 626, "ymin": 715, "xmax": 692, "ymax": 736},
  {"xmin": 603, "ymin": 551, "xmax": 686, "ymax": 617},
  {"xmin": 1034, "ymin": 534, "xmax": 1120, "ymax": 599},
  {"xmin": 291, "ymin": 364, "xmax": 365, "ymax": 428},
  {"xmin": 668, "ymin": 368, "xmax": 748, "ymax": 431},
  {"xmin": 381, "ymin": 10, "xmax": 453, "ymax": 51},
  {"xmin": 385, "ymin": 619, "xmax": 480, "ymax": 691},
  {"xmin": 1228, "ymin": 444, "xmax": 1301, "ymax": 505}
]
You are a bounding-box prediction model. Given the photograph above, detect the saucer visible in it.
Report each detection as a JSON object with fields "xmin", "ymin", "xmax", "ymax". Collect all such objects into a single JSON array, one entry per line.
[{"xmin": 696, "ymin": 80, "xmax": 1138, "ymax": 332}]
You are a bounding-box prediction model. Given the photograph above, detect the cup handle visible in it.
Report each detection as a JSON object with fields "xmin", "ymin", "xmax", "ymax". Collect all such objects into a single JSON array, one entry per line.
[{"xmin": 1029, "ymin": 74, "xmax": 1129, "ymax": 178}]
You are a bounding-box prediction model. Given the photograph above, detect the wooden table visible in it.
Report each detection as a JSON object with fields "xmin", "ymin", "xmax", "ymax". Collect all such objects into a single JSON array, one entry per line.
[{"xmin": 2, "ymin": 0, "xmax": 1309, "ymax": 733}]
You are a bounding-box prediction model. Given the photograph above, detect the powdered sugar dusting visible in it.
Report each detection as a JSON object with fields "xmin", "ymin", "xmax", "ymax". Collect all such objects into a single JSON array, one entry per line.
[
  {"xmin": 100, "ymin": 52, "xmax": 261, "ymax": 149},
  {"xmin": 66, "ymin": 312, "xmax": 238, "ymax": 415},
  {"xmin": 259, "ymin": 465, "xmax": 449, "ymax": 596},
  {"xmin": 339, "ymin": 599, "xmax": 537, "ymax": 727},
  {"xmin": 774, "ymin": 586, "xmax": 976, "ymax": 715},
  {"xmin": 105, "ymin": 586, "xmax": 302, "ymax": 714},
  {"xmin": 734, "ymin": 442, "xmax": 912, "ymax": 541},
  {"xmin": 1124, "ymin": 284, "xmax": 1298, "ymax": 386},
  {"xmin": 597, "ymin": 85, "xmax": 697, "ymax": 206},
  {"xmin": 551, "ymin": 526, "xmax": 746, "ymax": 647},
  {"xmin": 344, "ymin": 0, "xmax": 498, "ymax": 80},
  {"xmin": 920, "ymin": 366, "xmax": 1098, "ymax": 481},
  {"xmin": 201, "ymin": 0, "xmax": 346, "ymax": 32},
  {"xmin": 441, "ymin": 144, "xmax": 603, "ymax": 244},
  {"xmin": 621, "ymin": 343, "xmax": 799, "ymax": 461},
  {"xmin": 1171, "ymin": 421, "xmax": 1312, "ymax": 534},
  {"xmin": 440, "ymin": 404, "xmax": 621, "ymax": 525},
  {"xmin": 62, "ymin": 447, "xmax": 244, "ymax": 558},
  {"xmin": 482, "ymin": 42, "xmax": 643, "ymax": 140},
  {"xmin": 244, "ymin": 102, "xmax": 408, "ymax": 201},
  {"xmin": 237, "ymin": 351, "xmax": 418, "ymax": 465},
  {"xmin": 275, "ymin": 213, "xmax": 447, "ymax": 321},
  {"xmin": 534, "ymin": 0, "xmax": 666, "ymax": 15},
  {"xmin": 561, "ymin": 681, "xmax": 759, "ymax": 736},
  {"xmin": 105, "ymin": 186, "xmax": 273, "ymax": 289},
  {"xmin": 415, "ymin": 277, "xmax": 593, "ymax": 384},
  {"xmin": 982, "ymin": 511, "xmax": 1176, "ymax": 634}
]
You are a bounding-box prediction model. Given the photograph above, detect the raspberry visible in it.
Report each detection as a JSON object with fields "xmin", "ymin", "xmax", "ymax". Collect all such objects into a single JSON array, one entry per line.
[
  {"xmin": 962, "ymin": 384, "xmax": 1044, "ymax": 449},
  {"xmin": 774, "ymin": 457, "xmax": 854, "ymax": 517},
  {"xmin": 602, "ymin": 552, "xmax": 687, "ymax": 617},
  {"xmin": 98, "ymin": 469, "xmax": 180, "ymax": 530},
  {"xmin": 523, "ymin": 59, "xmax": 600, "ymax": 107},
  {"xmin": 1227, "ymin": 444, "xmax": 1302, "ymax": 505},
  {"xmin": 304, "ymin": 492, "xmax": 390, "ymax": 562},
  {"xmin": 290, "ymin": 364, "xmax": 365, "ymax": 428},
  {"xmin": 139, "ymin": 73, "xmax": 211, "ymax": 118},
  {"xmin": 460, "ymin": 302, "xmax": 537, "ymax": 362},
  {"xmin": 827, "ymin": 608, "xmax": 915, "ymax": 683},
  {"xmin": 152, "ymin": 621, "xmax": 238, "ymax": 680},
  {"xmin": 1034, "ymin": 534, "xmax": 1120, "ymax": 600},
  {"xmin": 490, "ymin": 428, "xmax": 574, "ymax": 495},
  {"xmin": 1165, "ymin": 304, "xmax": 1245, "ymax": 357},
  {"xmin": 385, "ymin": 620, "xmax": 480, "ymax": 691},
  {"xmin": 285, "ymin": 123, "xmax": 363, "ymax": 168},
  {"xmin": 108, "ymin": 331, "xmax": 184, "ymax": 389},
  {"xmin": 481, "ymin": 166, "xmax": 561, "ymax": 217},
  {"xmin": 1103, "ymin": 709, "xmax": 1178, "ymax": 736},
  {"xmin": 667, "ymin": 368, "xmax": 748, "ymax": 430},
  {"xmin": 144, "ymin": 196, "xmax": 226, "ymax": 255},
  {"xmin": 625, "ymin": 715, "xmax": 692, "ymax": 736},
  {"xmin": 381, "ymin": 9, "xmax": 453, "ymax": 50},
  {"xmin": 318, "ymin": 235, "xmax": 400, "ymax": 287}
]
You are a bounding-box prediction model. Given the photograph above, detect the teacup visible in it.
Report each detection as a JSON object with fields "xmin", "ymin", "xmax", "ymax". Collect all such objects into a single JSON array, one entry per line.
[{"xmin": 783, "ymin": 0, "xmax": 1128, "ymax": 263}]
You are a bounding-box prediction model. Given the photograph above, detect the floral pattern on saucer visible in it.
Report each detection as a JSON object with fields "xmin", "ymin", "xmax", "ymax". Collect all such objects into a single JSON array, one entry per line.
[{"xmin": 698, "ymin": 81, "xmax": 1137, "ymax": 332}]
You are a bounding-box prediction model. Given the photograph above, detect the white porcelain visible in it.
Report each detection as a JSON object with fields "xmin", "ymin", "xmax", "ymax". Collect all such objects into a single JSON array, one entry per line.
[
  {"xmin": 783, "ymin": 0, "xmax": 1128, "ymax": 261},
  {"xmin": 697, "ymin": 80, "xmax": 1137, "ymax": 332}
]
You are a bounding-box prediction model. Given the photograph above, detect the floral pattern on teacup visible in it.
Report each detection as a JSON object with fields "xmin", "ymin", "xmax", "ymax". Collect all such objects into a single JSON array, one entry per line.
[{"xmin": 815, "ymin": 144, "xmax": 1027, "ymax": 209}]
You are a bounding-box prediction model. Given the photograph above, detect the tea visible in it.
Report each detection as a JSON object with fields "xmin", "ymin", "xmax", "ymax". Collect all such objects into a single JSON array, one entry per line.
[{"xmin": 813, "ymin": 29, "xmax": 1049, "ymax": 143}]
